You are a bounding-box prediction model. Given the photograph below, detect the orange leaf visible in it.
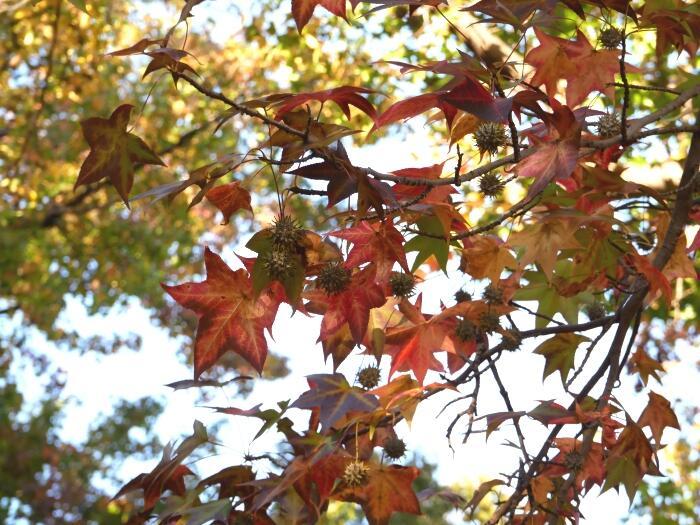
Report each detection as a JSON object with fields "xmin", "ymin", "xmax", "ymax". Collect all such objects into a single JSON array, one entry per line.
[
  {"xmin": 460, "ymin": 235, "xmax": 517, "ymax": 282},
  {"xmin": 206, "ymin": 182, "xmax": 252, "ymax": 224},
  {"xmin": 626, "ymin": 253, "xmax": 673, "ymax": 302},
  {"xmin": 334, "ymin": 464, "xmax": 421, "ymax": 525},
  {"xmin": 637, "ymin": 391, "xmax": 680, "ymax": 444},
  {"xmin": 524, "ymin": 28, "xmax": 578, "ymax": 98},
  {"xmin": 509, "ymin": 217, "xmax": 582, "ymax": 278}
]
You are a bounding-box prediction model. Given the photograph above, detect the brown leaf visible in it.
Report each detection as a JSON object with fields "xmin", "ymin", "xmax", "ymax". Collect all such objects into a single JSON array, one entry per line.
[
  {"xmin": 637, "ymin": 391, "xmax": 680, "ymax": 444},
  {"xmin": 76, "ymin": 104, "xmax": 165, "ymax": 205}
]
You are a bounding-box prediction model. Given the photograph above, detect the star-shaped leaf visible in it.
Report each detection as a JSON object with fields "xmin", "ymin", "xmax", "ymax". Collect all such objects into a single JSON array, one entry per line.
[
  {"xmin": 333, "ymin": 464, "xmax": 421, "ymax": 525},
  {"xmin": 291, "ymin": 373, "xmax": 379, "ymax": 430},
  {"xmin": 514, "ymin": 267, "xmax": 592, "ymax": 328},
  {"xmin": 76, "ymin": 104, "xmax": 165, "ymax": 206},
  {"xmin": 524, "ymin": 28, "xmax": 578, "ymax": 97},
  {"xmin": 206, "ymin": 181, "xmax": 252, "ymax": 225},
  {"xmin": 533, "ymin": 333, "xmax": 590, "ymax": 384},
  {"xmin": 509, "ymin": 217, "xmax": 583, "ymax": 278},
  {"xmin": 629, "ymin": 348, "xmax": 665, "ymax": 385},
  {"xmin": 306, "ymin": 267, "xmax": 387, "ymax": 343},
  {"xmin": 404, "ymin": 216, "xmax": 451, "ymax": 272},
  {"xmin": 162, "ymin": 248, "xmax": 282, "ymax": 377},
  {"xmin": 525, "ymin": 28, "xmax": 634, "ymax": 107},
  {"xmin": 637, "ymin": 391, "xmax": 680, "ymax": 444},
  {"xmin": 460, "ymin": 235, "xmax": 517, "ymax": 282},
  {"xmin": 330, "ymin": 221, "xmax": 409, "ymax": 281},
  {"xmin": 563, "ymin": 30, "xmax": 625, "ymax": 107}
]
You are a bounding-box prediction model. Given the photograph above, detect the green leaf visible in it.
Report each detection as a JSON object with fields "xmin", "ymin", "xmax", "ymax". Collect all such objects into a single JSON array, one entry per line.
[
  {"xmin": 254, "ymin": 400, "xmax": 291, "ymax": 440},
  {"xmin": 404, "ymin": 216, "xmax": 450, "ymax": 272},
  {"xmin": 67, "ymin": 0, "xmax": 88, "ymax": 12},
  {"xmin": 602, "ymin": 456, "xmax": 642, "ymax": 501},
  {"xmin": 514, "ymin": 266, "xmax": 592, "ymax": 328},
  {"xmin": 533, "ymin": 333, "xmax": 590, "ymax": 384}
]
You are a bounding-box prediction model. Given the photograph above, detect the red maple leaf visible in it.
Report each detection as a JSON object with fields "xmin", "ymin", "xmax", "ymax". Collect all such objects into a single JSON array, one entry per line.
[
  {"xmin": 372, "ymin": 75, "xmax": 508, "ymax": 131},
  {"xmin": 525, "ymin": 28, "xmax": 631, "ymax": 107},
  {"xmin": 515, "ymin": 102, "xmax": 581, "ymax": 195},
  {"xmin": 162, "ymin": 248, "xmax": 282, "ymax": 377},
  {"xmin": 372, "ymin": 92, "xmax": 458, "ymax": 131},
  {"xmin": 306, "ymin": 267, "xmax": 387, "ymax": 343},
  {"xmin": 384, "ymin": 296, "xmax": 483, "ymax": 384},
  {"xmin": 330, "ymin": 221, "xmax": 409, "ymax": 281},
  {"xmin": 524, "ymin": 28, "xmax": 579, "ymax": 97},
  {"xmin": 563, "ymin": 30, "xmax": 624, "ymax": 107},
  {"xmin": 274, "ymin": 86, "xmax": 376, "ymax": 120}
]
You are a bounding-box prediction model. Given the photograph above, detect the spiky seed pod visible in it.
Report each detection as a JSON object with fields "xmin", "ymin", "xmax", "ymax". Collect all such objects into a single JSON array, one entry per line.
[
  {"xmin": 501, "ymin": 329, "xmax": 522, "ymax": 351},
  {"xmin": 564, "ymin": 450, "xmax": 584, "ymax": 471},
  {"xmin": 358, "ymin": 366, "xmax": 381, "ymax": 389},
  {"xmin": 482, "ymin": 284, "xmax": 504, "ymax": 304},
  {"xmin": 474, "ymin": 122, "xmax": 508, "ymax": 156},
  {"xmin": 389, "ymin": 272, "xmax": 416, "ymax": 298},
  {"xmin": 479, "ymin": 311, "xmax": 501, "ymax": 333},
  {"xmin": 455, "ymin": 318, "xmax": 477, "ymax": 342},
  {"xmin": 271, "ymin": 215, "xmax": 303, "ymax": 250},
  {"xmin": 454, "ymin": 289, "xmax": 472, "ymax": 303},
  {"xmin": 584, "ymin": 302, "xmax": 607, "ymax": 321},
  {"xmin": 599, "ymin": 26, "xmax": 623, "ymax": 49},
  {"xmin": 342, "ymin": 460, "xmax": 369, "ymax": 487},
  {"xmin": 261, "ymin": 248, "xmax": 294, "ymax": 280},
  {"xmin": 317, "ymin": 262, "xmax": 351, "ymax": 295},
  {"xmin": 596, "ymin": 113, "xmax": 621, "ymax": 138},
  {"xmin": 383, "ymin": 436, "xmax": 407, "ymax": 460},
  {"xmin": 479, "ymin": 172, "xmax": 506, "ymax": 198}
]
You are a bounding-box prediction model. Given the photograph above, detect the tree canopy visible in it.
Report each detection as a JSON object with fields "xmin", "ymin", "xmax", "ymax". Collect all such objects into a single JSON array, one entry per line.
[{"xmin": 1, "ymin": 0, "xmax": 699, "ymax": 524}]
